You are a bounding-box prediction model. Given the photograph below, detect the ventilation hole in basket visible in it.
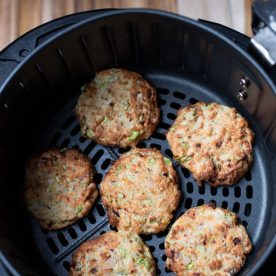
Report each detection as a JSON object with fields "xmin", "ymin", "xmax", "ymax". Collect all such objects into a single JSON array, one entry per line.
[
  {"xmin": 94, "ymin": 173, "xmax": 103, "ymax": 185},
  {"xmin": 198, "ymin": 184, "xmax": 205, "ymax": 195},
  {"xmin": 87, "ymin": 213, "xmax": 96, "ymax": 224},
  {"xmin": 165, "ymin": 267, "xmax": 172, "ymax": 273},
  {"xmin": 101, "ymin": 158, "xmax": 111, "ymax": 170},
  {"xmin": 162, "ymin": 254, "xmax": 167, "ymax": 261},
  {"xmin": 170, "ymin": 102, "xmax": 181, "ymax": 110},
  {"xmin": 221, "ymin": 201, "xmax": 228, "ymax": 209},
  {"xmin": 118, "ymin": 147, "xmax": 130, "ymax": 154},
  {"xmin": 49, "ymin": 132, "xmax": 61, "ymax": 146},
  {"xmin": 167, "ymin": 112, "xmax": 176, "ymax": 120},
  {"xmin": 68, "ymin": 227, "xmax": 77, "ymax": 239},
  {"xmin": 181, "ymin": 167, "xmax": 190, "ymax": 178},
  {"xmin": 100, "ymin": 231, "xmax": 106, "ymax": 235},
  {"xmin": 234, "ymin": 186, "xmax": 241, "ymax": 198},
  {"xmin": 109, "ymin": 224, "xmax": 117, "ymax": 231},
  {"xmin": 185, "ymin": 198, "xmax": 192, "ymax": 209},
  {"xmin": 96, "ymin": 204, "xmax": 106, "ymax": 217},
  {"xmin": 197, "ymin": 199, "xmax": 204, "ymax": 206},
  {"xmin": 152, "ymin": 132, "xmax": 166, "ymax": 140},
  {"xmin": 246, "ymin": 185, "xmax": 253, "ymax": 199},
  {"xmin": 77, "ymin": 220, "xmax": 87, "ymax": 232},
  {"xmin": 233, "ymin": 202, "xmax": 240, "ymax": 213},
  {"xmin": 165, "ymin": 149, "xmax": 173, "ymax": 158},
  {"xmin": 57, "ymin": 232, "xmax": 68, "ymax": 246},
  {"xmin": 209, "ymin": 199, "xmax": 216, "ymax": 205},
  {"xmin": 91, "ymin": 149, "xmax": 104, "ymax": 164},
  {"xmin": 60, "ymin": 138, "xmax": 70, "ymax": 148},
  {"xmin": 245, "ymin": 170, "xmax": 252, "ymax": 181},
  {"xmin": 153, "ymin": 257, "xmax": 158, "ymax": 264},
  {"xmin": 210, "ymin": 186, "xmax": 217, "ymax": 196},
  {"xmin": 156, "ymin": 88, "xmax": 169, "ymax": 95},
  {"xmin": 189, "ymin": 97, "xmax": 199, "ymax": 104},
  {"xmin": 157, "ymin": 97, "xmax": 166, "ymax": 106},
  {"xmin": 150, "ymin": 143, "xmax": 161, "ymax": 150},
  {"xmin": 140, "ymin": 234, "xmax": 153, "ymax": 241},
  {"xmin": 149, "ymin": 245, "xmax": 155, "ymax": 253},
  {"xmin": 157, "ymin": 268, "xmax": 161, "ymax": 275},
  {"xmin": 186, "ymin": 182, "xmax": 193, "ymax": 193},
  {"xmin": 222, "ymin": 187, "xmax": 229, "ymax": 197},
  {"xmin": 46, "ymin": 238, "xmax": 59, "ymax": 254},
  {"xmin": 156, "ymin": 228, "xmax": 169, "ymax": 238},
  {"xmin": 173, "ymin": 91, "xmax": 186, "ymax": 100},
  {"xmin": 244, "ymin": 203, "xmax": 252, "ymax": 217},
  {"xmin": 137, "ymin": 141, "xmax": 146, "ymax": 148},
  {"xmin": 159, "ymin": 242, "xmax": 164, "ymax": 250},
  {"xmin": 242, "ymin": 220, "xmax": 248, "ymax": 228},
  {"xmin": 159, "ymin": 122, "xmax": 170, "ymax": 130},
  {"xmin": 61, "ymin": 115, "xmax": 75, "ymax": 129},
  {"xmin": 83, "ymin": 141, "xmax": 96, "ymax": 156},
  {"xmin": 72, "ymin": 145, "xmax": 79, "ymax": 150},
  {"xmin": 63, "ymin": 261, "xmax": 70, "ymax": 272},
  {"xmin": 70, "ymin": 125, "xmax": 80, "ymax": 136},
  {"xmin": 79, "ymin": 136, "xmax": 86, "ymax": 143}
]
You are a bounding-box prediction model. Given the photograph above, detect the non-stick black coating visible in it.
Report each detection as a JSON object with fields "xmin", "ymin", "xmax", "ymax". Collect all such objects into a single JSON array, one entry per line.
[{"xmin": 0, "ymin": 9, "xmax": 275, "ymax": 276}]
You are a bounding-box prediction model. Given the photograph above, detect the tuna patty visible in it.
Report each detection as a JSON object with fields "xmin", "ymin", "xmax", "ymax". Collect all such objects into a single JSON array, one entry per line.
[{"xmin": 75, "ymin": 68, "xmax": 160, "ymax": 148}]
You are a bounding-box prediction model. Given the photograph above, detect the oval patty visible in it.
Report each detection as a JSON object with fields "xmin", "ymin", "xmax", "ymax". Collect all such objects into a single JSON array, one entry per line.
[
  {"xmin": 70, "ymin": 231, "xmax": 156, "ymax": 275},
  {"xmin": 167, "ymin": 102, "xmax": 254, "ymax": 186},
  {"xmin": 165, "ymin": 204, "xmax": 252, "ymax": 275},
  {"xmin": 100, "ymin": 148, "xmax": 181, "ymax": 234},
  {"xmin": 25, "ymin": 148, "xmax": 98, "ymax": 230},
  {"xmin": 75, "ymin": 68, "xmax": 160, "ymax": 148}
]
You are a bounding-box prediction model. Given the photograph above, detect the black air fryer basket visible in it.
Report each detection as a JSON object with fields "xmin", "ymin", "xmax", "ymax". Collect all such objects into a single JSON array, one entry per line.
[{"xmin": 0, "ymin": 5, "xmax": 276, "ymax": 276}]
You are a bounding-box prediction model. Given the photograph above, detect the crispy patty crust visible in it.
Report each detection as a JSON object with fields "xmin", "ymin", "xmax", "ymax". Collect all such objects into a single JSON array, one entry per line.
[
  {"xmin": 167, "ymin": 102, "xmax": 254, "ymax": 186},
  {"xmin": 100, "ymin": 148, "xmax": 181, "ymax": 234},
  {"xmin": 165, "ymin": 204, "xmax": 252, "ymax": 276},
  {"xmin": 75, "ymin": 68, "xmax": 160, "ymax": 148},
  {"xmin": 25, "ymin": 148, "xmax": 98, "ymax": 230},
  {"xmin": 70, "ymin": 230, "xmax": 156, "ymax": 275}
]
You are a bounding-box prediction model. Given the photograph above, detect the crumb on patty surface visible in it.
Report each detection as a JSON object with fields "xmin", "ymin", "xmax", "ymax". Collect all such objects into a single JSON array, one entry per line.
[
  {"xmin": 75, "ymin": 68, "xmax": 160, "ymax": 148},
  {"xmin": 165, "ymin": 203, "xmax": 252, "ymax": 276},
  {"xmin": 100, "ymin": 147, "xmax": 181, "ymax": 234},
  {"xmin": 166, "ymin": 102, "xmax": 254, "ymax": 186},
  {"xmin": 70, "ymin": 230, "xmax": 156, "ymax": 275},
  {"xmin": 25, "ymin": 148, "xmax": 98, "ymax": 230}
]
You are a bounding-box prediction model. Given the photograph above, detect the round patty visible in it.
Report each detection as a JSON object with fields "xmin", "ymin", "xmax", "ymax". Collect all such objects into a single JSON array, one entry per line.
[
  {"xmin": 165, "ymin": 204, "xmax": 252, "ymax": 275},
  {"xmin": 24, "ymin": 148, "xmax": 98, "ymax": 230},
  {"xmin": 75, "ymin": 68, "xmax": 160, "ymax": 148},
  {"xmin": 70, "ymin": 230, "xmax": 156, "ymax": 275},
  {"xmin": 100, "ymin": 148, "xmax": 181, "ymax": 234},
  {"xmin": 167, "ymin": 102, "xmax": 254, "ymax": 186}
]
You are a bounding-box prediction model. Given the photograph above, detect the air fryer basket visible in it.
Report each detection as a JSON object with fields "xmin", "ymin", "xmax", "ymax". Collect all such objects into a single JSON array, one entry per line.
[{"xmin": 0, "ymin": 9, "xmax": 276, "ymax": 276}]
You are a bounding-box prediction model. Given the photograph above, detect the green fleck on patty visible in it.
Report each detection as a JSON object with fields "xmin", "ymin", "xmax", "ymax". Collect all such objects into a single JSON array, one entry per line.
[
  {"xmin": 75, "ymin": 206, "xmax": 83, "ymax": 214},
  {"xmin": 187, "ymin": 261, "xmax": 194, "ymax": 270},
  {"xmin": 148, "ymin": 157, "xmax": 156, "ymax": 165},
  {"xmin": 86, "ymin": 130, "xmax": 94, "ymax": 138},
  {"xmin": 103, "ymin": 117, "xmax": 109, "ymax": 124},
  {"xmin": 163, "ymin": 157, "xmax": 172, "ymax": 165},
  {"xmin": 137, "ymin": 257, "xmax": 152, "ymax": 271},
  {"xmin": 128, "ymin": 130, "xmax": 140, "ymax": 141}
]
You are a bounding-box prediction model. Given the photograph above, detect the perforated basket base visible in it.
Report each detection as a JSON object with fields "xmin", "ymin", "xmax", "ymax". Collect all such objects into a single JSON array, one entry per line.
[{"xmin": 30, "ymin": 66, "xmax": 269, "ymax": 275}]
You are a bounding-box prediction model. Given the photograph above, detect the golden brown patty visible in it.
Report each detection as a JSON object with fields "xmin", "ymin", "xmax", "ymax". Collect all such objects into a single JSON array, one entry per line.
[
  {"xmin": 100, "ymin": 148, "xmax": 181, "ymax": 234},
  {"xmin": 165, "ymin": 204, "xmax": 252, "ymax": 276},
  {"xmin": 70, "ymin": 230, "xmax": 156, "ymax": 275},
  {"xmin": 75, "ymin": 68, "xmax": 160, "ymax": 148},
  {"xmin": 24, "ymin": 148, "xmax": 98, "ymax": 230},
  {"xmin": 167, "ymin": 102, "xmax": 254, "ymax": 186}
]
